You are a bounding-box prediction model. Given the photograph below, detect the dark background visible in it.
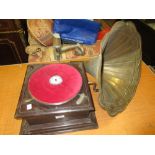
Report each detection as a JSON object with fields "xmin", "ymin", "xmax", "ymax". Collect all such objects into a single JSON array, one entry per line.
[{"xmin": 0, "ymin": 19, "xmax": 154, "ymax": 67}]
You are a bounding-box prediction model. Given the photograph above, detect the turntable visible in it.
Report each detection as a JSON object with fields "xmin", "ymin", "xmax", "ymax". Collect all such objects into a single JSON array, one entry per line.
[{"xmin": 15, "ymin": 62, "xmax": 98, "ymax": 134}]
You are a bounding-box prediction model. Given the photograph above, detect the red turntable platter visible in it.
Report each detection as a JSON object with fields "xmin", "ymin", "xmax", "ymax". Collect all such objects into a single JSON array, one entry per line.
[{"xmin": 28, "ymin": 64, "xmax": 82, "ymax": 105}]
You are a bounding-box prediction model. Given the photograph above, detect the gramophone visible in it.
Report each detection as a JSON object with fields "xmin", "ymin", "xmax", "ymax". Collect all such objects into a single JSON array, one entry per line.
[{"xmin": 15, "ymin": 20, "xmax": 141, "ymax": 134}]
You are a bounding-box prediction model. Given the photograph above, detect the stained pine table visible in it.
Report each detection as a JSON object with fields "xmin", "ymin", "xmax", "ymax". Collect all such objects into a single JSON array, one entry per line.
[{"xmin": 0, "ymin": 62, "xmax": 155, "ymax": 134}]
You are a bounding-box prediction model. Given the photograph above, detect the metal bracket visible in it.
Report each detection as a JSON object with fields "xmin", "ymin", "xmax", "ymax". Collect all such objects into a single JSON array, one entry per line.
[{"xmin": 88, "ymin": 82, "xmax": 99, "ymax": 92}]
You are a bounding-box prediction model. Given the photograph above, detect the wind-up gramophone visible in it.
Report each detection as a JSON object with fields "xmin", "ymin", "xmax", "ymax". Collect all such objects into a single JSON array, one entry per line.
[{"xmin": 15, "ymin": 21, "xmax": 141, "ymax": 134}]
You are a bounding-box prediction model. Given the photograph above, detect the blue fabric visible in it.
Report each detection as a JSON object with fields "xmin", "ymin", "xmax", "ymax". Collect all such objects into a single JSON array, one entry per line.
[{"xmin": 53, "ymin": 19, "xmax": 100, "ymax": 45}]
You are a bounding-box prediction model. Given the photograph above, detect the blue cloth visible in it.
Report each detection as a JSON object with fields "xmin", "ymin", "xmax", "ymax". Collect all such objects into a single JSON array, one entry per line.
[{"xmin": 53, "ymin": 19, "xmax": 100, "ymax": 45}]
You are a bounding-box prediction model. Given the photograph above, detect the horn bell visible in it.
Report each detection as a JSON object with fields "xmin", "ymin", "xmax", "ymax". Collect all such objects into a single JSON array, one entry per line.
[{"xmin": 84, "ymin": 21, "xmax": 142, "ymax": 116}]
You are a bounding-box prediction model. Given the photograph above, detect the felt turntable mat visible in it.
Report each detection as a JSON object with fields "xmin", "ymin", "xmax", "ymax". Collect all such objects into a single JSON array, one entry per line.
[{"xmin": 28, "ymin": 64, "xmax": 82, "ymax": 105}]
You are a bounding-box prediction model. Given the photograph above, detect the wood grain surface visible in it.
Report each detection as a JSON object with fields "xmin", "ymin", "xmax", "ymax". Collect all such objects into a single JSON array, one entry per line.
[{"xmin": 0, "ymin": 62, "xmax": 155, "ymax": 135}]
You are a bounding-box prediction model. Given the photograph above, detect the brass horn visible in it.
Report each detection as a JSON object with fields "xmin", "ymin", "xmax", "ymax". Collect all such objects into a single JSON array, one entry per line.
[{"xmin": 84, "ymin": 21, "xmax": 142, "ymax": 116}]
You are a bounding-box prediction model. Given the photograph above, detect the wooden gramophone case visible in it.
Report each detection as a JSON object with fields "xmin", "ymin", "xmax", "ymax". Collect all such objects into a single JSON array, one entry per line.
[{"xmin": 15, "ymin": 62, "xmax": 98, "ymax": 134}]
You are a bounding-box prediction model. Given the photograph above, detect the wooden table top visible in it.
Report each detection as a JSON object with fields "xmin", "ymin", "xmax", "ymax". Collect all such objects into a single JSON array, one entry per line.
[{"xmin": 0, "ymin": 62, "xmax": 155, "ymax": 135}]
